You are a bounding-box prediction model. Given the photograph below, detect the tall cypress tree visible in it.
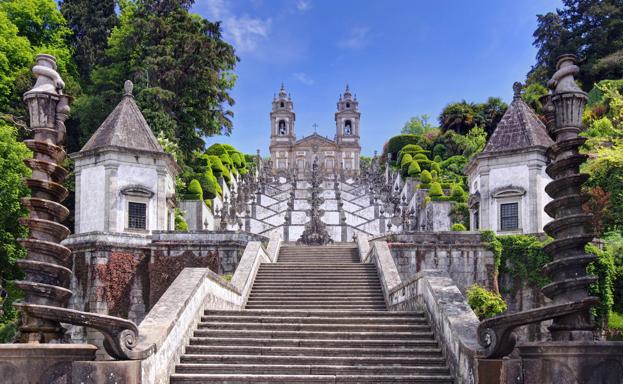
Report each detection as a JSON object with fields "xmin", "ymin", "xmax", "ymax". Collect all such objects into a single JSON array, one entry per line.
[{"xmin": 59, "ymin": 0, "xmax": 118, "ymax": 85}]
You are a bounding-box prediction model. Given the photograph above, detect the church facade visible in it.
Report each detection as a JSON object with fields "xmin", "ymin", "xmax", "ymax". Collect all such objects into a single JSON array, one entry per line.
[{"xmin": 269, "ymin": 85, "xmax": 361, "ymax": 176}]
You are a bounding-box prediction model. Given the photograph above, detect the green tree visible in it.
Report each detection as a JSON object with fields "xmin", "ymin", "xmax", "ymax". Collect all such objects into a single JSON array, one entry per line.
[
  {"xmin": 59, "ymin": 0, "xmax": 118, "ymax": 84},
  {"xmin": 529, "ymin": 0, "xmax": 623, "ymax": 88},
  {"xmin": 0, "ymin": 122, "xmax": 31, "ymax": 341},
  {"xmin": 401, "ymin": 114, "xmax": 437, "ymax": 135},
  {"xmin": 0, "ymin": 0, "xmax": 78, "ymax": 120},
  {"xmin": 79, "ymin": 0, "xmax": 238, "ymax": 167}
]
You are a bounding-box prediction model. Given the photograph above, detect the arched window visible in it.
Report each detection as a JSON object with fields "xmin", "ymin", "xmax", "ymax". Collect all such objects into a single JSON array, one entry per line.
[
  {"xmin": 280, "ymin": 101, "xmax": 284, "ymax": 108},
  {"xmin": 278, "ymin": 120, "xmax": 286, "ymax": 135},
  {"xmin": 346, "ymin": 102, "xmax": 350, "ymax": 108},
  {"xmin": 344, "ymin": 120, "xmax": 352, "ymax": 135}
]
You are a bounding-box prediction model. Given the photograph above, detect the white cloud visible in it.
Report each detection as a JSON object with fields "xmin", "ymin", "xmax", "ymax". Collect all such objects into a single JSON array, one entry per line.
[
  {"xmin": 296, "ymin": 0, "xmax": 312, "ymax": 11},
  {"xmin": 338, "ymin": 27, "xmax": 370, "ymax": 50},
  {"xmin": 293, "ymin": 72, "xmax": 314, "ymax": 85},
  {"xmin": 205, "ymin": 0, "xmax": 272, "ymax": 53}
]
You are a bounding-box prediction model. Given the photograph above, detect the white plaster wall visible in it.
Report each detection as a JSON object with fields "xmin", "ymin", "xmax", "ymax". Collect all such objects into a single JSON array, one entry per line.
[
  {"xmin": 489, "ymin": 165, "xmax": 529, "ymax": 233},
  {"xmin": 79, "ymin": 165, "xmax": 105, "ymax": 233},
  {"xmin": 115, "ymin": 165, "xmax": 159, "ymax": 232}
]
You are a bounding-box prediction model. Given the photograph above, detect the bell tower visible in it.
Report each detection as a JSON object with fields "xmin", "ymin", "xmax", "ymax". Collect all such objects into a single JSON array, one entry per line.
[
  {"xmin": 335, "ymin": 85, "xmax": 361, "ymax": 174},
  {"xmin": 269, "ymin": 84, "xmax": 296, "ymax": 172}
]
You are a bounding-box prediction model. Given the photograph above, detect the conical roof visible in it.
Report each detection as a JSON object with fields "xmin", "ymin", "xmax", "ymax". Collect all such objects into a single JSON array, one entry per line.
[
  {"xmin": 483, "ymin": 82, "xmax": 553, "ymax": 153},
  {"xmin": 80, "ymin": 81, "xmax": 163, "ymax": 153}
]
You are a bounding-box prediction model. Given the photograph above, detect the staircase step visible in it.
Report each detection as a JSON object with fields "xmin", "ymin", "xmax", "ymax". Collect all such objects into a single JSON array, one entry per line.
[
  {"xmin": 196, "ymin": 322, "xmax": 428, "ymax": 332},
  {"xmin": 205, "ymin": 310, "xmax": 423, "ymax": 317},
  {"xmin": 201, "ymin": 315, "xmax": 427, "ymax": 325},
  {"xmin": 244, "ymin": 305, "xmax": 386, "ymax": 310},
  {"xmin": 170, "ymin": 373, "xmax": 454, "ymax": 383},
  {"xmin": 193, "ymin": 329, "xmax": 433, "ymax": 340},
  {"xmin": 179, "ymin": 354, "xmax": 447, "ymax": 366},
  {"xmin": 189, "ymin": 337, "xmax": 440, "ymax": 348},
  {"xmin": 184, "ymin": 345, "xmax": 442, "ymax": 357},
  {"xmin": 175, "ymin": 363, "xmax": 450, "ymax": 375}
]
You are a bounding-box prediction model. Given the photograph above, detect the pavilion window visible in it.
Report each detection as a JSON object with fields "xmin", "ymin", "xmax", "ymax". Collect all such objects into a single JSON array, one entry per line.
[
  {"xmin": 128, "ymin": 202, "xmax": 147, "ymax": 230},
  {"xmin": 500, "ymin": 202, "xmax": 519, "ymax": 231}
]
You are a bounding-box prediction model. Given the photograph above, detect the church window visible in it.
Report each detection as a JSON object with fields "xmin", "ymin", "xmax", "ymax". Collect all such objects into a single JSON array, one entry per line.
[
  {"xmin": 280, "ymin": 101, "xmax": 284, "ymax": 108},
  {"xmin": 500, "ymin": 202, "xmax": 519, "ymax": 231},
  {"xmin": 278, "ymin": 120, "xmax": 287, "ymax": 135},
  {"xmin": 128, "ymin": 202, "xmax": 147, "ymax": 230},
  {"xmin": 346, "ymin": 102, "xmax": 350, "ymax": 108},
  {"xmin": 344, "ymin": 120, "xmax": 352, "ymax": 135}
]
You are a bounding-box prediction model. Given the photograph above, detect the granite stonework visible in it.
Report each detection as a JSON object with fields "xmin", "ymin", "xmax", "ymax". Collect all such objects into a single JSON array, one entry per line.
[
  {"xmin": 383, "ymin": 232, "xmax": 496, "ymax": 292},
  {"xmin": 62, "ymin": 230, "xmax": 267, "ymax": 354},
  {"xmin": 0, "ymin": 344, "xmax": 97, "ymax": 384},
  {"xmin": 360, "ymin": 237, "xmax": 482, "ymax": 384}
]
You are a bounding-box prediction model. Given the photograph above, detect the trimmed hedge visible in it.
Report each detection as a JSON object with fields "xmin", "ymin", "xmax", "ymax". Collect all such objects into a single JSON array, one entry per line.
[
  {"xmin": 429, "ymin": 182, "xmax": 443, "ymax": 197},
  {"xmin": 451, "ymin": 223, "xmax": 466, "ymax": 231},
  {"xmin": 408, "ymin": 161, "xmax": 421, "ymax": 176},
  {"xmin": 187, "ymin": 179, "xmax": 203, "ymax": 200},
  {"xmin": 420, "ymin": 170, "xmax": 432, "ymax": 184}
]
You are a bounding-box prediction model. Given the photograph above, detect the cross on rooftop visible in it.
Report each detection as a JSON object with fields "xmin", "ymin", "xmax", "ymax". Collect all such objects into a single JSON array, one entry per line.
[{"xmin": 312, "ymin": 123, "xmax": 318, "ymax": 133}]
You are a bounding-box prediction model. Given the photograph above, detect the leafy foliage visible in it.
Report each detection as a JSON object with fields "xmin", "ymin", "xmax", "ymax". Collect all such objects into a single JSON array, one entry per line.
[
  {"xmin": 0, "ymin": 122, "xmax": 31, "ymax": 340},
  {"xmin": 59, "ymin": 0, "xmax": 117, "ymax": 84},
  {"xmin": 467, "ymin": 284, "xmax": 507, "ymax": 320},
  {"xmin": 438, "ymin": 98, "xmax": 507, "ymax": 136},
  {"xmin": 529, "ymin": 0, "xmax": 623, "ymax": 88},
  {"xmin": 498, "ymin": 234, "xmax": 552, "ymax": 289},
  {"xmin": 401, "ymin": 114, "xmax": 438, "ymax": 135},
  {"xmin": 451, "ymin": 223, "xmax": 466, "ymax": 231},
  {"xmin": 74, "ymin": 0, "xmax": 238, "ymax": 167}
]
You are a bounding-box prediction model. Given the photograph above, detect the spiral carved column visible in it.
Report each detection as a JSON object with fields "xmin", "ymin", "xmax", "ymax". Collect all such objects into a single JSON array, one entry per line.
[
  {"xmin": 15, "ymin": 54, "xmax": 72, "ymax": 343},
  {"xmin": 542, "ymin": 54, "xmax": 597, "ymax": 341}
]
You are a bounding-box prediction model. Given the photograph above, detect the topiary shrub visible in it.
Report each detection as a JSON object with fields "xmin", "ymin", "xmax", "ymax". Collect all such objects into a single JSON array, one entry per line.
[
  {"xmin": 186, "ymin": 179, "xmax": 203, "ymax": 200},
  {"xmin": 429, "ymin": 182, "xmax": 443, "ymax": 197},
  {"xmin": 209, "ymin": 155, "xmax": 230, "ymax": 183},
  {"xmin": 413, "ymin": 153, "xmax": 428, "ymax": 161},
  {"xmin": 231, "ymin": 152, "xmax": 243, "ymax": 168},
  {"xmin": 420, "ymin": 170, "xmax": 432, "ymax": 184},
  {"xmin": 407, "ymin": 161, "xmax": 421, "ymax": 177},
  {"xmin": 219, "ymin": 153, "xmax": 233, "ymax": 169},
  {"xmin": 451, "ymin": 184, "xmax": 466, "ymax": 202},
  {"xmin": 386, "ymin": 134, "xmax": 421, "ymax": 164},
  {"xmin": 174, "ymin": 208, "xmax": 188, "ymax": 231},
  {"xmin": 451, "ymin": 223, "xmax": 466, "ymax": 231},
  {"xmin": 400, "ymin": 154, "xmax": 413, "ymax": 176},
  {"xmin": 206, "ymin": 143, "xmax": 228, "ymax": 156},
  {"xmin": 466, "ymin": 284, "xmax": 507, "ymax": 320}
]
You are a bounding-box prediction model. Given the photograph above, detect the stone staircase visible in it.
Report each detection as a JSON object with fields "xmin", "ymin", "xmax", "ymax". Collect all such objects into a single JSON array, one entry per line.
[{"xmin": 170, "ymin": 243, "xmax": 454, "ymax": 383}]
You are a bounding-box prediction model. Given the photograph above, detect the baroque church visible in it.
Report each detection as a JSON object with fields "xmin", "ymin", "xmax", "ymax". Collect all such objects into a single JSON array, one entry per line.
[{"xmin": 269, "ymin": 84, "xmax": 361, "ymax": 176}]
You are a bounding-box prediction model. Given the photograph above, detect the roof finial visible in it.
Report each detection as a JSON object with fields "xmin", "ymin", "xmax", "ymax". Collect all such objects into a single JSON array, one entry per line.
[
  {"xmin": 345, "ymin": 83, "xmax": 350, "ymax": 92},
  {"xmin": 124, "ymin": 80, "xmax": 134, "ymax": 97},
  {"xmin": 280, "ymin": 83, "xmax": 285, "ymax": 91},
  {"xmin": 512, "ymin": 81, "xmax": 522, "ymax": 100}
]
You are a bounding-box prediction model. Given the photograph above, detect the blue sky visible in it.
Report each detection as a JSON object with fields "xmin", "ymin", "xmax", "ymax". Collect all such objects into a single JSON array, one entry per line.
[{"xmin": 192, "ymin": 0, "xmax": 562, "ymax": 156}]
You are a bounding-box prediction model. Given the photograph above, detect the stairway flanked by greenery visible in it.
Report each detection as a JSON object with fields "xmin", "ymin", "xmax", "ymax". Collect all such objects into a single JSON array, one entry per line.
[{"xmin": 169, "ymin": 243, "xmax": 454, "ymax": 383}]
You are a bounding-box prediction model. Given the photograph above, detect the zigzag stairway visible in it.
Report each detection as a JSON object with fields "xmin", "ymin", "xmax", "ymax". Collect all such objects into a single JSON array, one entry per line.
[{"xmin": 170, "ymin": 243, "xmax": 454, "ymax": 383}]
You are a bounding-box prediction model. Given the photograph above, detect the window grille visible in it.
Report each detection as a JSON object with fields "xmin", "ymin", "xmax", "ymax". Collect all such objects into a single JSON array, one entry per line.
[
  {"xmin": 128, "ymin": 202, "xmax": 147, "ymax": 230},
  {"xmin": 500, "ymin": 202, "xmax": 518, "ymax": 231}
]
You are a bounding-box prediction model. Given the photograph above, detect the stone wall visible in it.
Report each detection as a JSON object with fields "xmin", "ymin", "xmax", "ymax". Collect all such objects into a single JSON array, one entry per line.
[
  {"xmin": 384, "ymin": 232, "xmax": 496, "ymax": 292},
  {"xmin": 63, "ymin": 230, "xmax": 267, "ymax": 354}
]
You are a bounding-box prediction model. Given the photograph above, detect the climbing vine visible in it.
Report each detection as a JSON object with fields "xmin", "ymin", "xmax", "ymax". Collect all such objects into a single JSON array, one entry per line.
[{"xmin": 498, "ymin": 234, "xmax": 552, "ymax": 289}]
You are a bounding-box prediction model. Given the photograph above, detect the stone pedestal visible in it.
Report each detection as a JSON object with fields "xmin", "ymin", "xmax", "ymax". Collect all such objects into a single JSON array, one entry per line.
[
  {"xmin": 0, "ymin": 344, "xmax": 96, "ymax": 384},
  {"xmin": 519, "ymin": 341, "xmax": 623, "ymax": 384}
]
